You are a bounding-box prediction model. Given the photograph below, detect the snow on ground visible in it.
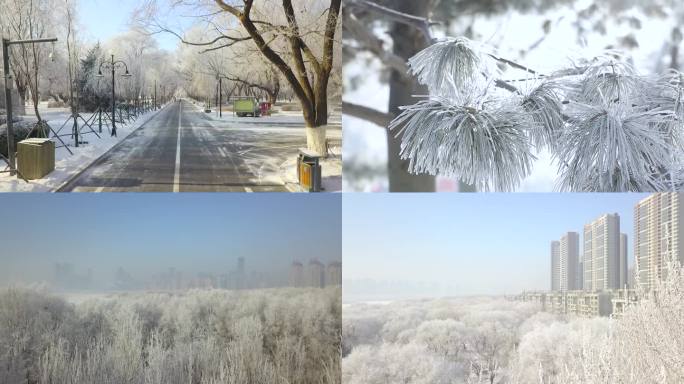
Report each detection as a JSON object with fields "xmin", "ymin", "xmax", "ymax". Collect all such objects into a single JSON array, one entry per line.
[
  {"xmin": 196, "ymin": 102, "xmax": 343, "ymax": 192},
  {"xmin": 0, "ymin": 104, "xmax": 168, "ymax": 192},
  {"xmin": 279, "ymin": 145, "xmax": 342, "ymax": 192}
]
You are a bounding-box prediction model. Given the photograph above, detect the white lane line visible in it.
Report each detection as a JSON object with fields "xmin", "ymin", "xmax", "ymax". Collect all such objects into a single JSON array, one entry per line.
[{"xmin": 173, "ymin": 101, "xmax": 182, "ymax": 192}]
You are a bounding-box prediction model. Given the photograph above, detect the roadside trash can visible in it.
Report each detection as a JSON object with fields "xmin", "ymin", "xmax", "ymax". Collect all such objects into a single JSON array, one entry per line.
[
  {"xmin": 259, "ymin": 102, "xmax": 271, "ymax": 116},
  {"xmin": 297, "ymin": 148, "xmax": 322, "ymax": 192},
  {"xmin": 17, "ymin": 138, "xmax": 55, "ymax": 180}
]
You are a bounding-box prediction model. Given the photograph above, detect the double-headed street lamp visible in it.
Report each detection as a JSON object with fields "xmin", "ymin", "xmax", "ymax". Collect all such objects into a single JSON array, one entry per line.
[
  {"xmin": 97, "ymin": 54, "xmax": 131, "ymax": 137},
  {"xmin": 2, "ymin": 37, "xmax": 58, "ymax": 176}
]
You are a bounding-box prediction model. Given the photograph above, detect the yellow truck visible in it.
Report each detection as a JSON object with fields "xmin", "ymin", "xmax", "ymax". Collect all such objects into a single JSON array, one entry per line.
[{"xmin": 233, "ymin": 97, "xmax": 261, "ymax": 117}]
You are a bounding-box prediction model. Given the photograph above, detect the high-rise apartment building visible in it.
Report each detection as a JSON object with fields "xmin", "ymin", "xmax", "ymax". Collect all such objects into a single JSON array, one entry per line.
[
  {"xmin": 550, "ymin": 241, "xmax": 560, "ymax": 291},
  {"xmin": 307, "ymin": 259, "xmax": 325, "ymax": 288},
  {"xmin": 583, "ymin": 213, "xmax": 621, "ymax": 291},
  {"xmin": 289, "ymin": 261, "xmax": 305, "ymax": 287},
  {"xmin": 326, "ymin": 261, "xmax": 342, "ymax": 286},
  {"xmin": 236, "ymin": 257, "xmax": 245, "ymax": 290},
  {"xmin": 560, "ymin": 232, "xmax": 580, "ymax": 291},
  {"xmin": 634, "ymin": 193, "xmax": 684, "ymax": 291},
  {"xmin": 619, "ymin": 233, "xmax": 628, "ymax": 289}
]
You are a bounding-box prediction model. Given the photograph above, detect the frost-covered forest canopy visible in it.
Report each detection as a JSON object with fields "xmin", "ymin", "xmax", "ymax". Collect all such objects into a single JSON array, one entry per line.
[
  {"xmin": 0, "ymin": 287, "xmax": 341, "ymax": 384},
  {"xmin": 342, "ymin": 265, "xmax": 684, "ymax": 384},
  {"xmin": 343, "ymin": 0, "xmax": 684, "ymax": 192}
]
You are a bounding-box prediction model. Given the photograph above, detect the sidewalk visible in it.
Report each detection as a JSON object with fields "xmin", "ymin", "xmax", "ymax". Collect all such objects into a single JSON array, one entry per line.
[{"xmin": 0, "ymin": 105, "xmax": 168, "ymax": 192}]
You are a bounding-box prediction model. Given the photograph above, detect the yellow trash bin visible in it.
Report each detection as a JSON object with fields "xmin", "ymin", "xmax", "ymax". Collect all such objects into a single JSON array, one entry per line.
[{"xmin": 17, "ymin": 138, "xmax": 55, "ymax": 180}]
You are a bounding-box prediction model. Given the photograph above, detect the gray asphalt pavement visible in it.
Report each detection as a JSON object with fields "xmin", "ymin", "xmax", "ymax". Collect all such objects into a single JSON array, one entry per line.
[{"xmin": 58, "ymin": 99, "xmax": 336, "ymax": 192}]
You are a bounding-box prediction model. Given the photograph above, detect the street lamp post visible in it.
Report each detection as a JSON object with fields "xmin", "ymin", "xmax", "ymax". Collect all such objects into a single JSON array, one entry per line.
[
  {"xmin": 215, "ymin": 75, "xmax": 224, "ymax": 118},
  {"xmin": 154, "ymin": 79, "xmax": 157, "ymax": 110},
  {"xmin": 97, "ymin": 54, "xmax": 131, "ymax": 137},
  {"xmin": 2, "ymin": 37, "xmax": 58, "ymax": 176},
  {"xmin": 219, "ymin": 77, "xmax": 222, "ymax": 118}
]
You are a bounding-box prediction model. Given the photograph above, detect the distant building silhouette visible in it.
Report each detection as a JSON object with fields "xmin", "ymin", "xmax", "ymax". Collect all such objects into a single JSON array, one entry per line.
[
  {"xmin": 550, "ymin": 241, "xmax": 560, "ymax": 291},
  {"xmin": 307, "ymin": 259, "xmax": 325, "ymax": 288},
  {"xmin": 236, "ymin": 257, "xmax": 245, "ymax": 290},
  {"xmin": 290, "ymin": 261, "xmax": 305, "ymax": 287},
  {"xmin": 54, "ymin": 262, "xmax": 93, "ymax": 290},
  {"xmin": 326, "ymin": 261, "xmax": 342, "ymax": 286}
]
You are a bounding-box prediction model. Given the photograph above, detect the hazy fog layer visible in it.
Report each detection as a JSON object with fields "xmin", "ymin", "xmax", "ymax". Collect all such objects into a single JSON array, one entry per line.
[
  {"xmin": 0, "ymin": 194, "xmax": 341, "ymax": 290},
  {"xmin": 344, "ymin": 193, "xmax": 645, "ymax": 297}
]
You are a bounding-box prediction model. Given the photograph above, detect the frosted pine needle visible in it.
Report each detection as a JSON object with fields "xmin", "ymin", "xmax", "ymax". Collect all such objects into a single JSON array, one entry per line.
[
  {"xmin": 556, "ymin": 101, "xmax": 675, "ymax": 191},
  {"xmin": 521, "ymin": 81, "xmax": 565, "ymax": 149},
  {"xmin": 390, "ymin": 97, "xmax": 534, "ymax": 191},
  {"xmin": 407, "ymin": 38, "xmax": 480, "ymax": 97}
]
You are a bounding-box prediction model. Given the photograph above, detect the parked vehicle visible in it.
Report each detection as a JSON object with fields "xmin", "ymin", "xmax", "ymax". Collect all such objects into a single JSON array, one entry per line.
[{"xmin": 233, "ymin": 97, "xmax": 261, "ymax": 117}]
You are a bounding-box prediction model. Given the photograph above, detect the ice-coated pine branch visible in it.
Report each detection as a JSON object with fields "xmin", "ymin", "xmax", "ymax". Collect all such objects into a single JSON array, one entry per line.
[
  {"xmin": 407, "ymin": 37, "xmax": 480, "ymax": 98},
  {"xmin": 390, "ymin": 97, "xmax": 534, "ymax": 191},
  {"xmin": 521, "ymin": 81, "xmax": 565, "ymax": 149},
  {"xmin": 556, "ymin": 100, "xmax": 675, "ymax": 191},
  {"xmin": 391, "ymin": 36, "xmax": 684, "ymax": 191},
  {"xmin": 575, "ymin": 55, "xmax": 642, "ymax": 104}
]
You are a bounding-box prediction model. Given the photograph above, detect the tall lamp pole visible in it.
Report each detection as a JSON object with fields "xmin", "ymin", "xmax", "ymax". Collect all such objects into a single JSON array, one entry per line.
[
  {"xmin": 97, "ymin": 54, "xmax": 131, "ymax": 137},
  {"xmin": 2, "ymin": 37, "xmax": 58, "ymax": 176},
  {"xmin": 215, "ymin": 74, "xmax": 225, "ymax": 118}
]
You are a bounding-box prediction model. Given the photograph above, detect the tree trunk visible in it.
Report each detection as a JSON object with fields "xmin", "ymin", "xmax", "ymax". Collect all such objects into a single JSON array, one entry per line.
[
  {"xmin": 387, "ymin": 1, "xmax": 435, "ymax": 191},
  {"xmin": 15, "ymin": 85, "xmax": 27, "ymax": 107},
  {"xmin": 301, "ymin": 98, "xmax": 327, "ymax": 155}
]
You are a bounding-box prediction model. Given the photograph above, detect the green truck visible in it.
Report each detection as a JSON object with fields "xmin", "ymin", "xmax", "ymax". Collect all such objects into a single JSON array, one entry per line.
[{"xmin": 233, "ymin": 98, "xmax": 261, "ymax": 117}]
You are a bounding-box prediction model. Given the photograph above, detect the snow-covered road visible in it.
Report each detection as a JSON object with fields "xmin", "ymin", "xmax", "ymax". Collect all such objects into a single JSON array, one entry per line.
[{"xmin": 57, "ymin": 99, "xmax": 342, "ymax": 192}]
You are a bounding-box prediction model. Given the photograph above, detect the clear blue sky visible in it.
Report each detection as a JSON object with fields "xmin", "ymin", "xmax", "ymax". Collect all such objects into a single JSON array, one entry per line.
[
  {"xmin": 0, "ymin": 194, "xmax": 341, "ymax": 285},
  {"xmin": 79, "ymin": 0, "xmax": 184, "ymax": 51},
  {"xmin": 344, "ymin": 193, "xmax": 649, "ymax": 298}
]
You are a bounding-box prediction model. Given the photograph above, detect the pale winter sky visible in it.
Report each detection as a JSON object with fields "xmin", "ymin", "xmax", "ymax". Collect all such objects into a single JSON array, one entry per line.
[
  {"xmin": 0, "ymin": 194, "xmax": 341, "ymax": 287},
  {"xmin": 343, "ymin": 193, "xmax": 649, "ymax": 301},
  {"xmin": 343, "ymin": 0, "xmax": 676, "ymax": 191},
  {"xmin": 79, "ymin": 0, "xmax": 190, "ymax": 51}
]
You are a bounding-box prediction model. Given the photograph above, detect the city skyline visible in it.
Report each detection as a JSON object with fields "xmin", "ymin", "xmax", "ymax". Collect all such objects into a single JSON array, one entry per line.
[
  {"xmin": 0, "ymin": 194, "xmax": 342, "ymax": 288},
  {"xmin": 344, "ymin": 193, "xmax": 648, "ymax": 299},
  {"xmin": 547, "ymin": 193, "xmax": 684, "ymax": 295}
]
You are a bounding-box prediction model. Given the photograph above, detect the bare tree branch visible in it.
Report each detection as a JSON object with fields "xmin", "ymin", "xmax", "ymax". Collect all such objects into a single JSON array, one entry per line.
[
  {"xmin": 343, "ymin": 101, "xmax": 393, "ymax": 127},
  {"xmin": 346, "ymin": 0, "xmax": 435, "ymax": 43},
  {"xmin": 343, "ymin": 10, "xmax": 410, "ymax": 76}
]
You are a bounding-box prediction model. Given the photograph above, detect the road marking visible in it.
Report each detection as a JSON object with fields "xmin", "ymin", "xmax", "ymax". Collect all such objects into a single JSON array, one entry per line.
[
  {"xmin": 245, "ymin": 187, "xmax": 253, "ymax": 193},
  {"xmin": 173, "ymin": 102, "xmax": 182, "ymax": 192},
  {"xmin": 202, "ymin": 117, "xmax": 248, "ymax": 191}
]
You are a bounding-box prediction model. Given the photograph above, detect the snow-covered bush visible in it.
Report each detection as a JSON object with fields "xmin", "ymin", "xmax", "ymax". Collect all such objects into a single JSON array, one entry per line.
[{"xmin": 0, "ymin": 287, "xmax": 341, "ymax": 384}]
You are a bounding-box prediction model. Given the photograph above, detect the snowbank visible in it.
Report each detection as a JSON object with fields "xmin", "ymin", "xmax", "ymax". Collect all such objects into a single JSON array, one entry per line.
[{"xmin": 279, "ymin": 146, "xmax": 342, "ymax": 193}]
